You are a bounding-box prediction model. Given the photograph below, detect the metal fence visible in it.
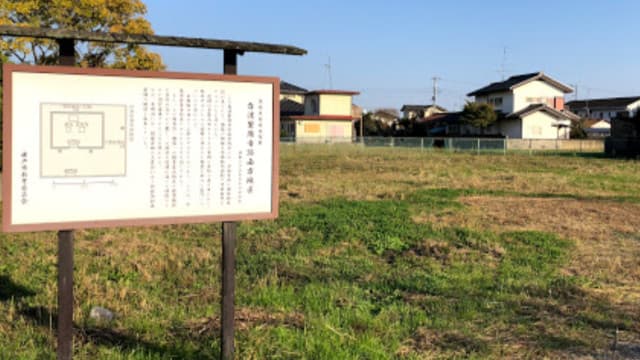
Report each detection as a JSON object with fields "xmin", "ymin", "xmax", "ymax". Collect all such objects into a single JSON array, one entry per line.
[{"xmin": 280, "ymin": 136, "xmax": 605, "ymax": 154}]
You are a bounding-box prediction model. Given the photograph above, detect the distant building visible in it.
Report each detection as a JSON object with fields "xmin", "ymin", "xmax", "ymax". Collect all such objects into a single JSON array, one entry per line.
[
  {"xmin": 465, "ymin": 72, "xmax": 578, "ymax": 139},
  {"xmin": 582, "ymin": 119, "xmax": 611, "ymax": 138},
  {"xmin": 401, "ymin": 104, "xmax": 446, "ymax": 120},
  {"xmin": 372, "ymin": 110, "xmax": 398, "ymax": 126},
  {"xmin": 281, "ymin": 89, "xmax": 360, "ymax": 142},
  {"xmin": 280, "ymin": 81, "xmax": 308, "ymax": 104},
  {"xmin": 565, "ymin": 96, "xmax": 640, "ymax": 122},
  {"xmin": 419, "ymin": 112, "xmax": 466, "ymax": 136}
]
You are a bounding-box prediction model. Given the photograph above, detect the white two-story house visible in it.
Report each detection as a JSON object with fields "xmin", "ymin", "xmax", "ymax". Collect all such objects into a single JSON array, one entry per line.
[
  {"xmin": 565, "ymin": 96, "xmax": 640, "ymax": 122},
  {"xmin": 467, "ymin": 72, "xmax": 578, "ymax": 139}
]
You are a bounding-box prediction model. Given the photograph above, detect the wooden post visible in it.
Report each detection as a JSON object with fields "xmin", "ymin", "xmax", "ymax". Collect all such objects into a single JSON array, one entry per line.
[
  {"xmin": 57, "ymin": 230, "xmax": 74, "ymax": 360},
  {"xmin": 221, "ymin": 49, "xmax": 239, "ymax": 360},
  {"xmin": 221, "ymin": 221, "xmax": 237, "ymax": 360},
  {"xmin": 56, "ymin": 38, "xmax": 75, "ymax": 360},
  {"xmin": 359, "ymin": 115, "xmax": 364, "ymax": 145}
]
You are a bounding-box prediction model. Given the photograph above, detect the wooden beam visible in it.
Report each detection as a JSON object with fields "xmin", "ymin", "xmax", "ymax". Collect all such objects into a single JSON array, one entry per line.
[{"xmin": 0, "ymin": 25, "xmax": 306, "ymax": 56}]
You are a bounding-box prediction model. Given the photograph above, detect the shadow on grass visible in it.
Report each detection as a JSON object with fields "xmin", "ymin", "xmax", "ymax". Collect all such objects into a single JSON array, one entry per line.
[
  {"xmin": 0, "ymin": 275, "xmax": 35, "ymax": 301},
  {"xmin": 18, "ymin": 305, "xmax": 219, "ymax": 359}
]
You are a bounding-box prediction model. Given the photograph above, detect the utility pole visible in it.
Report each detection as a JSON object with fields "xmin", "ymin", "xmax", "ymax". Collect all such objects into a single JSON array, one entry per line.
[
  {"xmin": 571, "ymin": 83, "xmax": 579, "ymax": 101},
  {"xmin": 432, "ymin": 76, "xmax": 440, "ymax": 105},
  {"xmin": 585, "ymin": 88, "xmax": 591, "ymax": 117}
]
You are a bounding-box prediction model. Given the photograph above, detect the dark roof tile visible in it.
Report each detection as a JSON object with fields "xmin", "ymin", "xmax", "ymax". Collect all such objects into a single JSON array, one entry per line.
[
  {"xmin": 565, "ymin": 96, "xmax": 640, "ymax": 109},
  {"xmin": 467, "ymin": 72, "xmax": 572, "ymax": 96},
  {"xmin": 401, "ymin": 104, "xmax": 446, "ymax": 112},
  {"xmin": 280, "ymin": 81, "xmax": 308, "ymax": 94}
]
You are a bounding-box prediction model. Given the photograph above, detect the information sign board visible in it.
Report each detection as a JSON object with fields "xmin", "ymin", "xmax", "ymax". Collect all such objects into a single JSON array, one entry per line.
[{"xmin": 2, "ymin": 64, "xmax": 279, "ymax": 232}]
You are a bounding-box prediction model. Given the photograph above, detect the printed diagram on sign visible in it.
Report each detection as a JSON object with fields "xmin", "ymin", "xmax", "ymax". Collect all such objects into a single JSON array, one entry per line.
[
  {"xmin": 51, "ymin": 111, "xmax": 104, "ymax": 150},
  {"xmin": 40, "ymin": 103, "xmax": 127, "ymax": 180}
]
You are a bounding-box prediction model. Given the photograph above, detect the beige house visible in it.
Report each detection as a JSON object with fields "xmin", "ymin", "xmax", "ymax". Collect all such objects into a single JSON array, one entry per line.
[
  {"xmin": 467, "ymin": 72, "xmax": 578, "ymax": 139},
  {"xmin": 281, "ymin": 89, "xmax": 360, "ymax": 142}
]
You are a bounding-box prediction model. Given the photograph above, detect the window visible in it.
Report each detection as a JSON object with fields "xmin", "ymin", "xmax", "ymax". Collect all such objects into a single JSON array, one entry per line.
[
  {"xmin": 329, "ymin": 125, "xmax": 344, "ymax": 137},
  {"xmin": 281, "ymin": 122, "xmax": 295, "ymax": 137},
  {"xmin": 310, "ymin": 99, "xmax": 318, "ymax": 114},
  {"xmin": 489, "ymin": 97, "xmax": 503, "ymax": 107},
  {"xmin": 526, "ymin": 97, "xmax": 550, "ymax": 104},
  {"xmin": 304, "ymin": 123, "xmax": 321, "ymax": 134}
]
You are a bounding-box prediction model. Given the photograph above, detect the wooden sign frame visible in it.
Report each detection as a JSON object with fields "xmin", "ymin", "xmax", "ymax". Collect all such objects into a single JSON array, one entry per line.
[{"xmin": 2, "ymin": 64, "xmax": 280, "ymax": 233}]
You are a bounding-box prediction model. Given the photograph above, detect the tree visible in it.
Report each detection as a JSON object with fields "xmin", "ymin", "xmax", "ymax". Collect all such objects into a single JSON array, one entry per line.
[
  {"xmin": 461, "ymin": 101, "xmax": 497, "ymax": 134},
  {"xmin": 570, "ymin": 118, "xmax": 588, "ymax": 139},
  {"xmin": 0, "ymin": 0, "xmax": 165, "ymax": 70},
  {"xmin": 354, "ymin": 112, "xmax": 393, "ymax": 137}
]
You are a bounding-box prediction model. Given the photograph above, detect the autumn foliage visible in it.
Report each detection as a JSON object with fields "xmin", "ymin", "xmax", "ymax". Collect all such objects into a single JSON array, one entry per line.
[{"xmin": 0, "ymin": 0, "xmax": 165, "ymax": 70}]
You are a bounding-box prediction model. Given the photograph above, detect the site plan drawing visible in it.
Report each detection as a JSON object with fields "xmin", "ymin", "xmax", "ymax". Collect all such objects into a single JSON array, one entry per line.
[{"xmin": 40, "ymin": 103, "xmax": 127, "ymax": 178}]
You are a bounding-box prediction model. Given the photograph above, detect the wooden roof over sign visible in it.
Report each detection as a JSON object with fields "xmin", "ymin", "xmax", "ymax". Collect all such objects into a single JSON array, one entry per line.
[{"xmin": 0, "ymin": 25, "xmax": 307, "ymax": 56}]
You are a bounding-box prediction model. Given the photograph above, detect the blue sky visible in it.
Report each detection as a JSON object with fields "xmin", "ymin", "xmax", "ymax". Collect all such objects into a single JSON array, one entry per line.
[{"xmin": 144, "ymin": 0, "xmax": 640, "ymax": 112}]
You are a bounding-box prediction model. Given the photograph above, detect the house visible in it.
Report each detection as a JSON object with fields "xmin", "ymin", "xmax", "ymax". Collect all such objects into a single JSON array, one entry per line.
[
  {"xmin": 279, "ymin": 81, "xmax": 307, "ymax": 137},
  {"xmin": 582, "ymin": 119, "xmax": 611, "ymax": 138},
  {"xmin": 401, "ymin": 104, "xmax": 446, "ymax": 120},
  {"xmin": 372, "ymin": 109, "xmax": 399, "ymax": 126},
  {"xmin": 565, "ymin": 96, "xmax": 640, "ymax": 122},
  {"xmin": 419, "ymin": 112, "xmax": 466, "ymax": 136},
  {"xmin": 280, "ymin": 81, "xmax": 308, "ymax": 104},
  {"xmin": 281, "ymin": 89, "xmax": 360, "ymax": 142},
  {"xmin": 466, "ymin": 72, "xmax": 578, "ymax": 139}
]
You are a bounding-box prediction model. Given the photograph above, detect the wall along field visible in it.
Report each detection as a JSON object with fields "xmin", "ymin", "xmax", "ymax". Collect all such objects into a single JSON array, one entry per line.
[{"xmin": 1, "ymin": 145, "xmax": 639, "ymax": 358}]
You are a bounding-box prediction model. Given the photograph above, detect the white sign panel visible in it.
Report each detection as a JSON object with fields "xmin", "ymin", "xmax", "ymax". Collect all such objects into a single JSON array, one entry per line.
[{"xmin": 2, "ymin": 65, "xmax": 279, "ymax": 232}]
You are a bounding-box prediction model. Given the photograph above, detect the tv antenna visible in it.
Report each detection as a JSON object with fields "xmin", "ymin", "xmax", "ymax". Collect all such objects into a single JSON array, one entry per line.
[
  {"xmin": 498, "ymin": 46, "xmax": 509, "ymax": 80},
  {"xmin": 432, "ymin": 76, "xmax": 441, "ymax": 105},
  {"xmin": 324, "ymin": 56, "xmax": 333, "ymax": 89}
]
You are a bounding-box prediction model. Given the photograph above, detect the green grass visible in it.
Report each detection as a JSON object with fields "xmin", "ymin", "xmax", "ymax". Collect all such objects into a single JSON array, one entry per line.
[{"xmin": 1, "ymin": 146, "xmax": 639, "ymax": 358}]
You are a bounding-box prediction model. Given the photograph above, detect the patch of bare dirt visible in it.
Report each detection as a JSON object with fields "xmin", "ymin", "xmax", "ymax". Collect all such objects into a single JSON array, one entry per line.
[{"xmin": 185, "ymin": 307, "xmax": 305, "ymax": 337}]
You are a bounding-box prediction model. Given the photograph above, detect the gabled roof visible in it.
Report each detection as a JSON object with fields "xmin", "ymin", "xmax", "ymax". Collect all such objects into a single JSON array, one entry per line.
[
  {"xmin": 583, "ymin": 119, "xmax": 611, "ymax": 128},
  {"xmin": 280, "ymin": 98, "xmax": 304, "ymax": 116},
  {"xmin": 307, "ymin": 89, "xmax": 360, "ymax": 96},
  {"xmin": 373, "ymin": 110, "xmax": 398, "ymax": 119},
  {"xmin": 420, "ymin": 112, "xmax": 462, "ymax": 123},
  {"xmin": 401, "ymin": 104, "xmax": 447, "ymax": 112},
  {"xmin": 565, "ymin": 96, "xmax": 640, "ymax": 109},
  {"xmin": 467, "ymin": 72, "xmax": 573, "ymax": 97},
  {"xmin": 506, "ymin": 104, "xmax": 579, "ymax": 121},
  {"xmin": 280, "ymin": 81, "xmax": 308, "ymax": 94}
]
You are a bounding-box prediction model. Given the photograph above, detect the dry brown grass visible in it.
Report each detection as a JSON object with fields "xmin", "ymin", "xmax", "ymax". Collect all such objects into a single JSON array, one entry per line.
[
  {"xmin": 3, "ymin": 146, "xmax": 639, "ymax": 358},
  {"xmin": 280, "ymin": 146, "xmax": 640, "ymax": 358},
  {"xmin": 414, "ymin": 194, "xmax": 640, "ymax": 358},
  {"xmin": 435, "ymin": 196, "xmax": 640, "ymax": 292}
]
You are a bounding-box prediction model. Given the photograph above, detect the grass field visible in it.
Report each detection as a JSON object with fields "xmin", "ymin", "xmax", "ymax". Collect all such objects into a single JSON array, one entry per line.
[{"xmin": 1, "ymin": 145, "xmax": 639, "ymax": 359}]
